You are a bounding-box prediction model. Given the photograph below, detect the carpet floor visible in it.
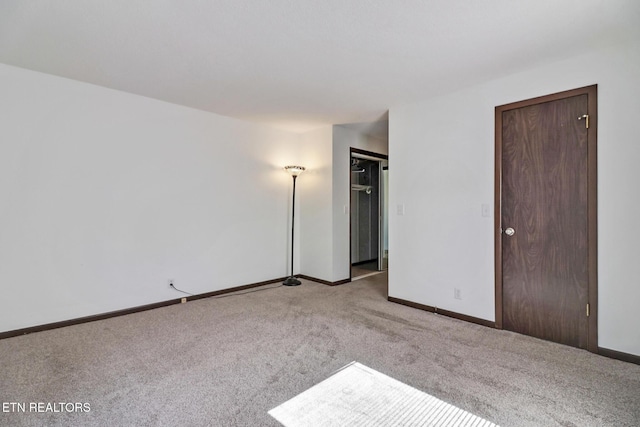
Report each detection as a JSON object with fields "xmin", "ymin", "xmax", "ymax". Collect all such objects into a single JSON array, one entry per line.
[{"xmin": 0, "ymin": 273, "xmax": 638, "ymax": 426}]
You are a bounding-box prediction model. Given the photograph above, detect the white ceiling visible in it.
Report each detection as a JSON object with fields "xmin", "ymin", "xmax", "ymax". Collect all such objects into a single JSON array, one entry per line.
[{"xmin": 1, "ymin": 0, "xmax": 638, "ymax": 132}]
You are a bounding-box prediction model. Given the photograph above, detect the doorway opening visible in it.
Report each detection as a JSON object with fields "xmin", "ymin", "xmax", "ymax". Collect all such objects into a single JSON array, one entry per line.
[{"xmin": 350, "ymin": 148, "xmax": 388, "ymax": 281}]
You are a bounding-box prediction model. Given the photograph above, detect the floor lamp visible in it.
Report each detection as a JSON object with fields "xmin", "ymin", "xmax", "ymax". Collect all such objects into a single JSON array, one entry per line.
[{"xmin": 283, "ymin": 165, "xmax": 305, "ymax": 286}]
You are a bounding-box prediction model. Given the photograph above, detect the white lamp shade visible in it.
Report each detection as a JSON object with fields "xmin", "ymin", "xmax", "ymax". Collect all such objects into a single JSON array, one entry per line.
[{"xmin": 284, "ymin": 165, "xmax": 306, "ymax": 177}]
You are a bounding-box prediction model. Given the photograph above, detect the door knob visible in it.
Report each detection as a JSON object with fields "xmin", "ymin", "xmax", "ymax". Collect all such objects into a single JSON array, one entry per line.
[{"xmin": 504, "ymin": 227, "xmax": 515, "ymax": 236}]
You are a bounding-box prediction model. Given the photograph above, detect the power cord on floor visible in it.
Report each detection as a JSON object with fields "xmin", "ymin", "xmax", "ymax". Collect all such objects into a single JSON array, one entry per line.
[
  {"xmin": 213, "ymin": 283, "xmax": 284, "ymax": 299},
  {"xmin": 169, "ymin": 282, "xmax": 285, "ymax": 299}
]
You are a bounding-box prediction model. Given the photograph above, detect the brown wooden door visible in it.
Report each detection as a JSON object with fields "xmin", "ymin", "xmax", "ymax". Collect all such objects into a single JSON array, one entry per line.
[{"xmin": 496, "ymin": 86, "xmax": 598, "ymax": 351}]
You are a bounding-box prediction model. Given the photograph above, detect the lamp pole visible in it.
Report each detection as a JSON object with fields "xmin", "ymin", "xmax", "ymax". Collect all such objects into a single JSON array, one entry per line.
[{"xmin": 284, "ymin": 166, "xmax": 305, "ymax": 286}]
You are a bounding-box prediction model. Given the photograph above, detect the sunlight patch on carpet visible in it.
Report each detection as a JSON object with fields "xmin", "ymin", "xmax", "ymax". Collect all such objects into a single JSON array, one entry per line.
[{"xmin": 269, "ymin": 362, "xmax": 499, "ymax": 427}]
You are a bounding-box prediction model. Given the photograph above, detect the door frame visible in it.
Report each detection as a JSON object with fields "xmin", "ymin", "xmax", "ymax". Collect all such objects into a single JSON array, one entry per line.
[
  {"xmin": 494, "ymin": 85, "xmax": 598, "ymax": 353},
  {"xmin": 349, "ymin": 147, "xmax": 389, "ymax": 279}
]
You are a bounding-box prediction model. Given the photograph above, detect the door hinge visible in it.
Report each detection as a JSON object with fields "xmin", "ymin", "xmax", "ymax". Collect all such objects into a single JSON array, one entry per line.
[
  {"xmin": 578, "ymin": 114, "xmax": 589, "ymax": 129},
  {"xmin": 586, "ymin": 303, "xmax": 590, "ymax": 317}
]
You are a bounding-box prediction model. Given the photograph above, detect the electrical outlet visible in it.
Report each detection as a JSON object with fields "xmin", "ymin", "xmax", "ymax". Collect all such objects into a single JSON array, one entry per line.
[
  {"xmin": 181, "ymin": 297, "xmax": 187, "ymax": 304},
  {"xmin": 454, "ymin": 288, "xmax": 462, "ymax": 300}
]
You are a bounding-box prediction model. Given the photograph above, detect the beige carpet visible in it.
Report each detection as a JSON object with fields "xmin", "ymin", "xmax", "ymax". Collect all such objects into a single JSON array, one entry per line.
[
  {"xmin": 270, "ymin": 361, "xmax": 498, "ymax": 426},
  {"xmin": 0, "ymin": 272, "xmax": 638, "ymax": 426}
]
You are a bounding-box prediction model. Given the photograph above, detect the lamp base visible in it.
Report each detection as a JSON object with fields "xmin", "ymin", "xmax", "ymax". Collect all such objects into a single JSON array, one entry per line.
[{"xmin": 283, "ymin": 276, "xmax": 302, "ymax": 286}]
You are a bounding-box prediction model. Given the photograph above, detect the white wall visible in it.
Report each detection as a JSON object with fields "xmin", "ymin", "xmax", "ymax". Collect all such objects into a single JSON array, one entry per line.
[
  {"xmin": 389, "ymin": 41, "xmax": 640, "ymax": 356},
  {"xmin": 0, "ymin": 63, "xmax": 389, "ymax": 332},
  {"xmin": 0, "ymin": 64, "xmax": 302, "ymax": 333},
  {"xmin": 299, "ymin": 126, "xmax": 333, "ymax": 281}
]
